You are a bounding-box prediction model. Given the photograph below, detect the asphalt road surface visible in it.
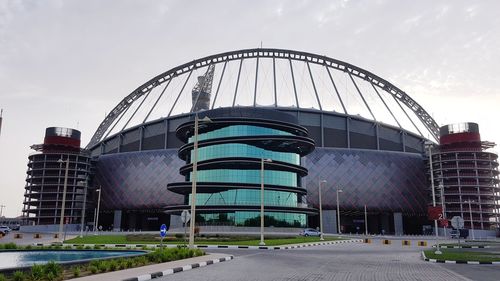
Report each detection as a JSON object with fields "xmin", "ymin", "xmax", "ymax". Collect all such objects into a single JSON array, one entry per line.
[{"xmin": 156, "ymin": 241, "xmax": 499, "ymax": 281}]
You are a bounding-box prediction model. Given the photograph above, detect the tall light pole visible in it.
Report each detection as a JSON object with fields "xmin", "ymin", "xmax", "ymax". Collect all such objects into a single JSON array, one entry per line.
[
  {"xmin": 425, "ymin": 141, "xmax": 441, "ymax": 254},
  {"xmin": 438, "ymin": 181, "xmax": 446, "ymax": 237},
  {"xmin": 0, "ymin": 205, "xmax": 5, "ymax": 217},
  {"xmin": 94, "ymin": 188, "xmax": 101, "ymax": 235},
  {"xmin": 260, "ymin": 158, "xmax": 272, "ymax": 246},
  {"xmin": 336, "ymin": 187, "xmax": 343, "ymax": 234},
  {"xmin": 189, "ymin": 114, "xmax": 212, "ymax": 249},
  {"xmin": 465, "ymin": 200, "xmax": 475, "ymax": 240},
  {"xmin": 57, "ymin": 157, "xmax": 70, "ymax": 243},
  {"xmin": 319, "ymin": 180, "xmax": 326, "ymax": 241},
  {"xmin": 79, "ymin": 176, "xmax": 88, "ymax": 238}
]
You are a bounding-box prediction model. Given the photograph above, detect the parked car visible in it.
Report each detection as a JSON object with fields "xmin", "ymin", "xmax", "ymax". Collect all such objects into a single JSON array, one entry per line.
[
  {"xmin": 11, "ymin": 224, "xmax": 21, "ymax": 231},
  {"xmin": 300, "ymin": 228, "xmax": 321, "ymax": 237},
  {"xmin": 0, "ymin": 226, "xmax": 11, "ymax": 235}
]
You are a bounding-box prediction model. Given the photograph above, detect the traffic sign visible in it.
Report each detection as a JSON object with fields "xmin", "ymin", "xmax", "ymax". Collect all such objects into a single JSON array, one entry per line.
[
  {"xmin": 451, "ymin": 216, "xmax": 464, "ymax": 229},
  {"xmin": 160, "ymin": 224, "xmax": 167, "ymax": 237},
  {"xmin": 181, "ymin": 210, "xmax": 191, "ymax": 224},
  {"xmin": 427, "ymin": 206, "xmax": 443, "ymax": 220},
  {"xmin": 439, "ymin": 219, "xmax": 449, "ymax": 227}
]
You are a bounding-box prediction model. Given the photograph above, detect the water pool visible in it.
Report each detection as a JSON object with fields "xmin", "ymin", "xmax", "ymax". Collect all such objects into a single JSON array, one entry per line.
[{"xmin": 0, "ymin": 250, "xmax": 145, "ymax": 270}]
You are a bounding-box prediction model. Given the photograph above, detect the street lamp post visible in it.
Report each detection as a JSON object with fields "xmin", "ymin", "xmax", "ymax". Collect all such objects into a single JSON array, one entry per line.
[
  {"xmin": 425, "ymin": 141, "xmax": 441, "ymax": 255},
  {"xmin": 336, "ymin": 187, "xmax": 343, "ymax": 234},
  {"xmin": 94, "ymin": 188, "xmax": 101, "ymax": 235},
  {"xmin": 57, "ymin": 157, "xmax": 70, "ymax": 243},
  {"xmin": 79, "ymin": 176, "xmax": 88, "ymax": 238},
  {"xmin": 364, "ymin": 204, "xmax": 368, "ymax": 235},
  {"xmin": 438, "ymin": 182, "xmax": 446, "ymax": 237},
  {"xmin": 189, "ymin": 114, "xmax": 212, "ymax": 249},
  {"xmin": 319, "ymin": 180, "xmax": 326, "ymax": 241},
  {"xmin": 260, "ymin": 158, "xmax": 272, "ymax": 246},
  {"xmin": 465, "ymin": 200, "xmax": 475, "ymax": 240}
]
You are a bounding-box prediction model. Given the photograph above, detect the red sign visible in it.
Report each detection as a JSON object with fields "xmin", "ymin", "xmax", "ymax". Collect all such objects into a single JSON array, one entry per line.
[
  {"xmin": 439, "ymin": 219, "xmax": 449, "ymax": 227},
  {"xmin": 427, "ymin": 206, "xmax": 443, "ymax": 220}
]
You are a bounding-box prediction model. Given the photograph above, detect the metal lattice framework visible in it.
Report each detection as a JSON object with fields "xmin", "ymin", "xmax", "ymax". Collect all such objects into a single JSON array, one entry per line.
[{"xmin": 87, "ymin": 48, "xmax": 439, "ymax": 149}]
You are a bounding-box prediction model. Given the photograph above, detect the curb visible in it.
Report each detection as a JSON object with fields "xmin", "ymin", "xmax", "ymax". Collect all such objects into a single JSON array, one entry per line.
[
  {"xmin": 122, "ymin": 255, "xmax": 233, "ymax": 281},
  {"xmin": 434, "ymin": 245, "xmax": 491, "ymax": 249},
  {"xmin": 421, "ymin": 251, "xmax": 500, "ymax": 265}
]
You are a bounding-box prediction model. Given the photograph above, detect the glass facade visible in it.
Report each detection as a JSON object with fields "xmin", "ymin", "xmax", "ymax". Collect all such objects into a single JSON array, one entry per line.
[
  {"xmin": 168, "ymin": 109, "xmax": 315, "ymax": 228},
  {"xmin": 198, "ymin": 211, "xmax": 306, "ymax": 227},
  {"xmin": 188, "ymin": 125, "xmax": 292, "ymax": 143},
  {"xmin": 190, "ymin": 169, "xmax": 298, "ymax": 187},
  {"xmin": 190, "ymin": 143, "xmax": 300, "ymax": 164},
  {"xmin": 189, "ymin": 189, "xmax": 299, "ymax": 207}
]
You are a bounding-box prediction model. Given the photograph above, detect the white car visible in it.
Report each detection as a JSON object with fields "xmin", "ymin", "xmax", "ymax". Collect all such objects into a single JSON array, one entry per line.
[{"xmin": 0, "ymin": 226, "xmax": 11, "ymax": 235}]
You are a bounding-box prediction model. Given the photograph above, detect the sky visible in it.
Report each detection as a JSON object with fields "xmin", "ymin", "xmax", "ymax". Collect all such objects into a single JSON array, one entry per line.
[{"xmin": 0, "ymin": 0, "xmax": 499, "ymax": 217}]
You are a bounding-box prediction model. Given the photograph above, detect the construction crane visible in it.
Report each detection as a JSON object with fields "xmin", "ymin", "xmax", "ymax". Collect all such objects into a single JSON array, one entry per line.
[{"xmin": 191, "ymin": 65, "xmax": 215, "ymax": 112}]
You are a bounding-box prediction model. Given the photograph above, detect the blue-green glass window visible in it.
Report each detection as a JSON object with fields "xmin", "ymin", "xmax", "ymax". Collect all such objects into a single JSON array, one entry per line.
[
  {"xmin": 197, "ymin": 211, "xmax": 306, "ymax": 228},
  {"xmin": 190, "ymin": 189, "xmax": 298, "ymax": 207},
  {"xmin": 190, "ymin": 143, "xmax": 300, "ymax": 165},
  {"xmin": 190, "ymin": 169, "xmax": 298, "ymax": 187},
  {"xmin": 188, "ymin": 125, "xmax": 293, "ymax": 143}
]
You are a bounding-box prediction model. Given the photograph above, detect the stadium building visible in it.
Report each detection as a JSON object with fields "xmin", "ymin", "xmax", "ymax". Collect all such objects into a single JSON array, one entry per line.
[{"xmin": 22, "ymin": 48, "xmax": 500, "ymax": 235}]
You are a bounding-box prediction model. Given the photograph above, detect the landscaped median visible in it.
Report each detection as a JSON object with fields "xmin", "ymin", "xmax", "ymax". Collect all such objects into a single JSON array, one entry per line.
[
  {"xmin": 422, "ymin": 249, "xmax": 500, "ymax": 265},
  {"xmin": 64, "ymin": 234, "xmax": 350, "ymax": 248}
]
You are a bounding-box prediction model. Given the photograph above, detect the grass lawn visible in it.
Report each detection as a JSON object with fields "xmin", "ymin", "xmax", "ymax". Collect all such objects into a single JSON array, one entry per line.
[
  {"xmin": 65, "ymin": 235, "xmax": 345, "ymax": 246},
  {"xmin": 424, "ymin": 249, "xmax": 500, "ymax": 262}
]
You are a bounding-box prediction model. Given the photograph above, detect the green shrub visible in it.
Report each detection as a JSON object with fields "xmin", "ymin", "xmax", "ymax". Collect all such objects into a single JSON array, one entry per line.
[
  {"xmin": 30, "ymin": 264, "xmax": 44, "ymax": 281},
  {"xmin": 64, "ymin": 245, "xmax": 72, "ymax": 250},
  {"xmin": 89, "ymin": 260, "xmax": 100, "ymax": 268},
  {"xmin": 12, "ymin": 271, "xmax": 25, "ymax": 281},
  {"xmin": 174, "ymin": 233, "xmax": 183, "ymax": 239},
  {"xmin": 0, "ymin": 273, "xmax": 6, "ymax": 281},
  {"xmin": 125, "ymin": 259, "xmax": 134, "ymax": 268},
  {"xmin": 42, "ymin": 261, "xmax": 62, "ymax": 280},
  {"xmin": 84, "ymin": 245, "xmax": 92, "ymax": 250},
  {"xmin": 72, "ymin": 266, "xmax": 81, "ymax": 278},
  {"xmin": 45, "ymin": 272, "xmax": 56, "ymax": 281},
  {"xmin": 108, "ymin": 260, "xmax": 118, "ymax": 271},
  {"xmin": 4, "ymin": 243, "xmax": 17, "ymax": 249},
  {"xmin": 89, "ymin": 265, "xmax": 98, "ymax": 274},
  {"xmin": 97, "ymin": 260, "xmax": 108, "ymax": 273},
  {"xmin": 24, "ymin": 245, "xmax": 32, "ymax": 250},
  {"xmin": 93, "ymin": 245, "xmax": 101, "ymax": 250},
  {"xmin": 76, "ymin": 245, "xmax": 84, "ymax": 250}
]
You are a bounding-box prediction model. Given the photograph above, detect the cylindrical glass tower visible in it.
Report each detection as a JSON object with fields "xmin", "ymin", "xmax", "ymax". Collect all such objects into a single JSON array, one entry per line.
[{"xmin": 167, "ymin": 107, "xmax": 316, "ymax": 228}]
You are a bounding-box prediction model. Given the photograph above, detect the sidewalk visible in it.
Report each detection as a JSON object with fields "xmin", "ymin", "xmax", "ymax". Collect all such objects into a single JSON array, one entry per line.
[{"xmin": 71, "ymin": 253, "xmax": 231, "ymax": 281}]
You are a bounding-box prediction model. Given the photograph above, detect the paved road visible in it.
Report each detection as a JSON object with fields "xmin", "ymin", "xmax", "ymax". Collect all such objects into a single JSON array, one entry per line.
[{"xmin": 156, "ymin": 241, "xmax": 496, "ymax": 281}]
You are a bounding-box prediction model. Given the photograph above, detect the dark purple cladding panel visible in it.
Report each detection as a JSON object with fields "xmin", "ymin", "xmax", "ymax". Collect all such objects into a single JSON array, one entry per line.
[
  {"xmin": 303, "ymin": 148, "xmax": 428, "ymax": 215},
  {"xmin": 95, "ymin": 150, "xmax": 184, "ymax": 210}
]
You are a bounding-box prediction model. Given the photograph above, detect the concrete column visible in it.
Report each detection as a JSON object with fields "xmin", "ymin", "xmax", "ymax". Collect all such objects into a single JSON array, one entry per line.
[
  {"xmin": 323, "ymin": 210, "xmax": 338, "ymax": 234},
  {"xmin": 393, "ymin": 212, "xmax": 403, "ymax": 236},
  {"xmin": 113, "ymin": 210, "xmax": 122, "ymax": 231}
]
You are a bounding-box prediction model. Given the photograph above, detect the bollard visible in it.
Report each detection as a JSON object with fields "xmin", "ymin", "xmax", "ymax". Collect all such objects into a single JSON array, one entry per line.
[
  {"xmin": 364, "ymin": 238, "xmax": 372, "ymax": 243},
  {"xmin": 382, "ymin": 239, "xmax": 391, "ymax": 245},
  {"xmin": 402, "ymin": 240, "xmax": 411, "ymax": 246},
  {"xmin": 418, "ymin": 241, "xmax": 427, "ymax": 246}
]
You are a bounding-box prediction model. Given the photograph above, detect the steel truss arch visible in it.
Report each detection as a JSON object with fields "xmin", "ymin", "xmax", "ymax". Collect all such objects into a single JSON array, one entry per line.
[{"xmin": 87, "ymin": 48, "xmax": 439, "ymax": 148}]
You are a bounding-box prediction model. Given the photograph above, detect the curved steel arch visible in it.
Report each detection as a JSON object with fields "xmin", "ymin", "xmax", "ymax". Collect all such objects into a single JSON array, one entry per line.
[{"xmin": 87, "ymin": 48, "xmax": 439, "ymax": 148}]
